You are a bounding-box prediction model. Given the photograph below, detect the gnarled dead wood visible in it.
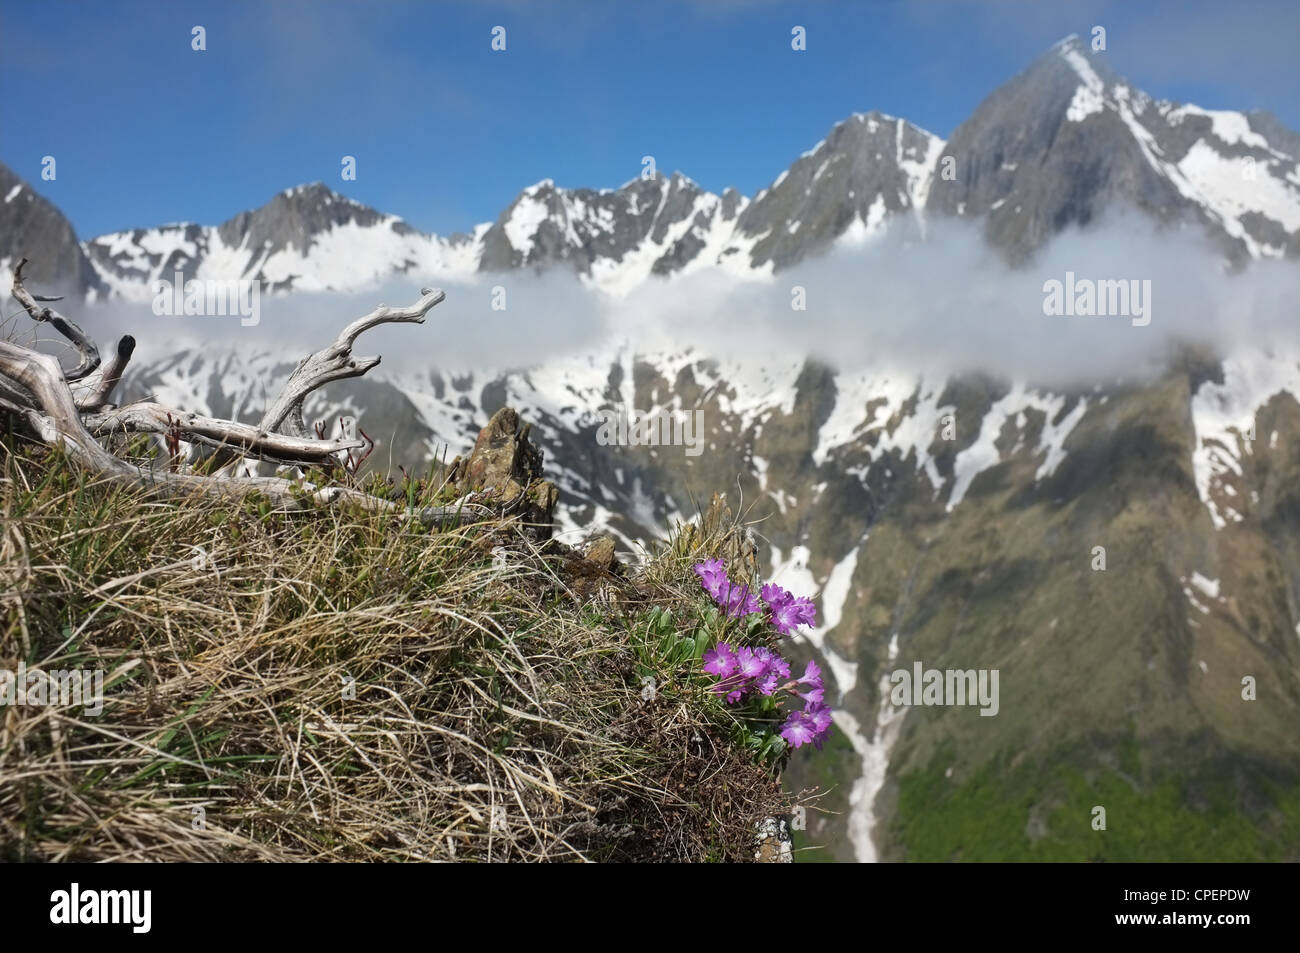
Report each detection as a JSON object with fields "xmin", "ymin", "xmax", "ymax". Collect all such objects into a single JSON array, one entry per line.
[
  {"xmin": 10, "ymin": 257, "xmax": 101, "ymax": 381},
  {"xmin": 76, "ymin": 334, "xmax": 136, "ymax": 411},
  {"xmin": 2, "ymin": 262, "xmax": 486, "ymax": 525},
  {"xmin": 82, "ymin": 400, "xmax": 364, "ymax": 465},
  {"xmin": 0, "ymin": 340, "xmax": 358, "ymax": 508},
  {"xmin": 0, "ymin": 340, "xmax": 485, "ymax": 524},
  {"xmin": 260, "ymin": 287, "xmax": 446, "ymax": 438}
]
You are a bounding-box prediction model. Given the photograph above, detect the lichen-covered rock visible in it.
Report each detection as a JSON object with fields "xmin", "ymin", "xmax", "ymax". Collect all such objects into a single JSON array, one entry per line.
[
  {"xmin": 582, "ymin": 535, "xmax": 618, "ymax": 572},
  {"xmin": 449, "ymin": 406, "xmax": 558, "ymax": 538},
  {"xmin": 754, "ymin": 816, "xmax": 793, "ymax": 863}
]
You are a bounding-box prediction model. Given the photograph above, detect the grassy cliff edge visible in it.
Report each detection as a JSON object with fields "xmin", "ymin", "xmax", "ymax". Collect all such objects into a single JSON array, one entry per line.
[{"xmin": 0, "ymin": 436, "xmax": 804, "ymax": 862}]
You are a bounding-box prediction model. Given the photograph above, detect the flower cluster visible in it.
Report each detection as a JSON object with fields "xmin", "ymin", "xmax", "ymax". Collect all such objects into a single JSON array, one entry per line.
[
  {"xmin": 693, "ymin": 558, "xmax": 760, "ymax": 618},
  {"xmin": 759, "ymin": 583, "xmax": 817, "ymax": 636},
  {"xmin": 702, "ymin": 643, "xmax": 790, "ymax": 703},
  {"xmin": 693, "ymin": 559, "xmax": 818, "ymax": 633},
  {"xmin": 694, "ymin": 559, "xmax": 832, "ymax": 750}
]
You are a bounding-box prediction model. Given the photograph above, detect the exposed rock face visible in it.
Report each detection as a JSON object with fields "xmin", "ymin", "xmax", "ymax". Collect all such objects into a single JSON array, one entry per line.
[
  {"xmin": 582, "ymin": 535, "xmax": 618, "ymax": 572},
  {"xmin": 476, "ymin": 172, "xmax": 747, "ymax": 280},
  {"xmin": 449, "ymin": 406, "xmax": 558, "ymax": 539},
  {"xmin": 83, "ymin": 181, "xmax": 481, "ymax": 296},
  {"xmin": 0, "ymin": 164, "xmax": 105, "ymax": 298},
  {"xmin": 734, "ymin": 111, "xmax": 940, "ymax": 270}
]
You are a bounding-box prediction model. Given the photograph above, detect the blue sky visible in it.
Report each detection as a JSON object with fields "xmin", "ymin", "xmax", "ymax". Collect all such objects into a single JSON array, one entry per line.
[{"xmin": 2, "ymin": 0, "xmax": 1296, "ymax": 239}]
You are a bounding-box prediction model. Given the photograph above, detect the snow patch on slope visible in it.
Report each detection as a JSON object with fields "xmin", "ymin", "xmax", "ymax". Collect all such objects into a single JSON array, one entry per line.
[
  {"xmin": 813, "ymin": 372, "xmax": 953, "ymax": 493},
  {"xmin": 846, "ymin": 631, "xmax": 905, "ymax": 863},
  {"xmin": 947, "ymin": 385, "xmax": 1087, "ymax": 511},
  {"xmin": 1191, "ymin": 349, "xmax": 1300, "ymax": 529}
]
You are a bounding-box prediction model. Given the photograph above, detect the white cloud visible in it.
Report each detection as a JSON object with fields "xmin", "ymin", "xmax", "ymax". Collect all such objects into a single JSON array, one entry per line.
[{"xmin": 81, "ymin": 212, "xmax": 1299, "ymax": 390}]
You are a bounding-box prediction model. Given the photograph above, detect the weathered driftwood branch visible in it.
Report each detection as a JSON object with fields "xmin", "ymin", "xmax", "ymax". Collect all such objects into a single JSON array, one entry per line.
[
  {"xmin": 0, "ymin": 340, "xmax": 365, "ymax": 508},
  {"xmin": 259, "ymin": 287, "xmax": 446, "ymax": 438},
  {"xmin": 76, "ymin": 334, "xmax": 136, "ymax": 411},
  {"xmin": 82, "ymin": 400, "xmax": 364, "ymax": 465},
  {"xmin": 0, "ymin": 340, "xmax": 485, "ymax": 523},
  {"xmin": 11, "ymin": 258, "xmax": 101, "ymax": 381},
  {"xmin": 2, "ymin": 262, "xmax": 487, "ymax": 524}
]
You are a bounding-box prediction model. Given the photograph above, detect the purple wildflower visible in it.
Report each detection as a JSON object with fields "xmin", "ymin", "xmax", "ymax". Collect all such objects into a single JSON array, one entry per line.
[
  {"xmin": 789, "ymin": 596, "xmax": 817, "ymax": 628},
  {"xmin": 760, "ymin": 582, "xmax": 817, "ymax": 634},
  {"xmin": 735, "ymin": 646, "xmax": 769, "ymax": 680},
  {"xmin": 754, "ymin": 648, "xmax": 790, "ymax": 679},
  {"xmin": 805, "ymin": 702, "xmax": 834, "ymax": 749},
  {"xmin": 702, "ymin": 642, "xmax": 738, "ymax": 679},
  {"xmin": 768, "ymin": 597, "xmax": 803, "ymax": 636},
  {"xmin": 753, "ymin": 648, "xmax": 789, "ymax": 693},
  {"xmin": 797, "ymin": 683, "xmax": 825, "ymax": 705},
  {"xmin": 794, "ymin": 658, "xmax": 824, "ymax": 703},
  {"xmin": 721, "ymin": 582, "xmax": 762, "ymax": 619},
  {"xmin": 695, "ymin": 559, "xmax": 761, "ymax": 618},
  {"xmin": 708, "ymin": 675, "xmax": 749, "ymax": 706},
  {"xmin": 796, "ymin": 658, "xmax": 822, "ymax": 688},
  {"xmin": 780, "ymin": 710, "xmax": 817, "ymax": 749},
  {"xmin": 693, "ymin": 559, "xmax": 728, "ymax": 600},
  {"xmin": 806, "ymin": 702, "xmax": 834, "ymax": 735}
]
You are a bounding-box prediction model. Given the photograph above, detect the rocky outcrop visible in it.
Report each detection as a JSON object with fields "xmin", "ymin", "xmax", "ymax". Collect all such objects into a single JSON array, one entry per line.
[
  {"xmin": 754, "ymin": 816, "xmax": 794, "ymax": 863},
  {"xmin": 447, "ymin": 406, "xmax": 558, "ymax": 539}
]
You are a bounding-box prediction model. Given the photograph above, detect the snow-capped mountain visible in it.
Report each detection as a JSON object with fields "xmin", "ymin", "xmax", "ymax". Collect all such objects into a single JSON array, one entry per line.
[
  {"xmin": 732, "ymin": 111, "xmax": 943, "ymax": 269},
  {"xmin": 5, "ymin": 37, "xmax": 1295, "ymax": 307},
  {"xmin": 477, "ymin": 173, "xmax": 751, "ymax": 290},
  {"xmin": 56, "ymin": 36, "xmax": 1297, "ymax": 305},
  {"xmin": 84, "ymin": 183, "xmax": 484, "ymax": 298},
  {"xmin": 5, "ymin": 36, "xmax": 1300, "ymax": 863},
  {"xmin": 931, "ymin": 36, "xmax": 1300, "ymax": 261}
]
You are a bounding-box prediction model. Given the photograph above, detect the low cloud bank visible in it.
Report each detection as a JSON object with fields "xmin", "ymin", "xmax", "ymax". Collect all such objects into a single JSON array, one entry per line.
[{"xmin": 83, "ymin": 212, "xmax": 1299, "ymax": 389}]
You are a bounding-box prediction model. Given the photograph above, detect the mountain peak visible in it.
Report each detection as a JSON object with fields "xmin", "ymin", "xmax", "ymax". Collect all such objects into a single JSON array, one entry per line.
[
  {"xmin": 0, "ymin": 161, "xmax": 106, "ymax": 298},
  {"xmin": 927, "ymin": 33, "xmax": 1300, "ymax": 261},
  {"xmin": 275, "ymin": 182, "xmax": 372, "ymax": 213},
  {"xmin": 215, "ymin": 183, "xmax": 398, "ymax": 258},
  {"xmin": 19, "ymin": 36, "xmax": 1298, "ymax": 304}
]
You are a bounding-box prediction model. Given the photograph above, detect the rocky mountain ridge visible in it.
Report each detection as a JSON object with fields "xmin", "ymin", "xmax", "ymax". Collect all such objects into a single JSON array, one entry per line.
[{"xmin": 3, "ymin": 37, "xmax": 1296, "ymax": 304}]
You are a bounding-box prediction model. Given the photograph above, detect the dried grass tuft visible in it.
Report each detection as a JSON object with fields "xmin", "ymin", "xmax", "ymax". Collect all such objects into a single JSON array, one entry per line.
[{"xmin": 1, "ymin": 440, "xmax": 792, "ymax": 862}]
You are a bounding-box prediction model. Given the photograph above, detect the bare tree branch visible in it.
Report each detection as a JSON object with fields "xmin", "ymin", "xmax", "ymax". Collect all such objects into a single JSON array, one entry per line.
[
  {"xmin": 82, "ymin": 399, "xmax": 364, "ymax": 465},
  {"xmin": 10, "ymin": 258, "xmax": 101, "ymax": 381},
  {"xmin": 259, "ymin": 287, "xmax": 445, "ymax": 436},
  {"xmin": 76, "ymin": 334, "xmax": 136, "ymax": 411},
  {"xmin": 0, "ymin": 340, "xmax": 485, "ymax": 523},
  {"xmin": 0, "ymin": 264, "xmax": 487, "ymax": 525}
]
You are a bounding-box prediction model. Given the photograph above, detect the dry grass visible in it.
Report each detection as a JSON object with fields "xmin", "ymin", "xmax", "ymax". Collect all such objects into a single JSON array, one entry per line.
[{"xmin": 0, "ymin": 437, "xmax": 793, "ymax": 862}]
